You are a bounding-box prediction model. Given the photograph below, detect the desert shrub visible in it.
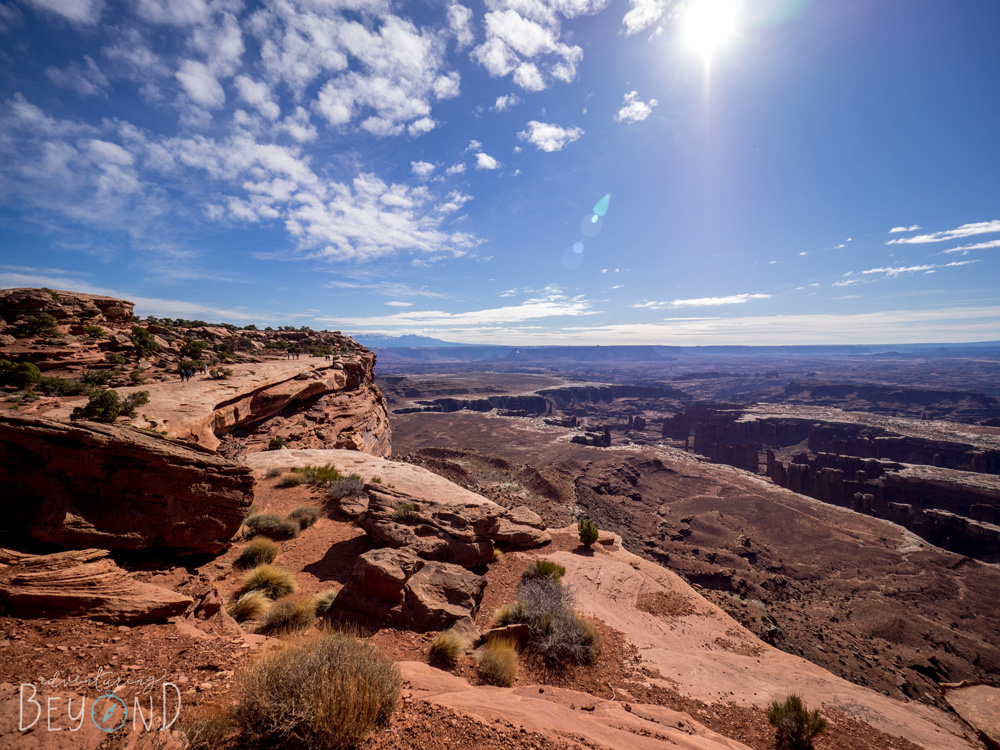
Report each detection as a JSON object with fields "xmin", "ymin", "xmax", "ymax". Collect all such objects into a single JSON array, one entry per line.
[
  {"xmin": 238, "ymin": 565, "xmax": 297, "ymax": 599},
  {"xmin": 521, "ymin": 560, "xmax": 565, "ymax": 583},
  {"xmin": 70, "ymin": 389, "xmax": 149, "ymax": 423},
  {"xmin": 428, "ymin": 630, "xmax": 464, "ymax": 668},
  {"xmin": 181, "ymin": 703, "xmax": 232, "ymax": 750},
  {"xmin": 20, "ymin": 313, "xmax": 59, "ymax": 338},
  {"xmin": 577, "ymin": 517, "xmax": 599, "ymax": 548},
  {"xmin": 258, "ymin": 598, "xmax": 316, "ymax": 636},
  {"xmin": 104, "ymin": 352, "xmax": 126, "ymax": 365},
  {"xmin": 0, "ymin": 359, "xmax": 41, "ymax": 389},
  {"xmin": 265, "ymin": 467, "xmax": 284, "ymax": 479},
  {"xmin": 276, "ymin": 472, "xmax": 304, "ymax": 488},
  {"xmin": 80, "ymin": 368, "xmax": 117, "ymax": 386},
  {"xmin": 179, "ymin": 339, "xmax": 208, "ymax": 359},
  {"xmin": 34, "ymin": 375, "xmax": 89, "ymax": 396},
  {"xmin": 232, "ymin": 629, "xmax": 400, "ymax": 750},
  {"xmin": 313, "ymin": 589, "xmax": 340, "ymax": 615},
  {"xmin": 209, "ymin": 367, "xmax": 233, "ymax": 379},
  {"xmin": 268, "ymin": 436, "xmax": 286, "ymax": 451},
  {"xmin": 499, "ymin": 576, "xmax": 601, "ymax": 665},
  {"xmin": 288, "ymin": 506, "xmax": 321, "ymax": 530},
  {"xmin": 129, "ymin": 370, "xmax": 145, "ymax": 384},
  {"xmin": 767, "ymin": 695, "xmax": 828, "ymax": 750},
  {"xmin": 41, "ymin": 287, "xmax": 59, "ymax": 301},
  {"xmin": 227, "ymin": 590, "xmax": 270, "ymax": 622},
  {"xmin": 327, "ymin": 475, "xmax": 364, "ymax": 500},
  {"xmin": 370, "ymin": 475, "xmax": 383, "ymax": 484},
  {"xmin": 234, "ymin": 537, "xmax": 279, "ymax": 569},
  {"xmin": 130, "ymin": 325, "xmax": 159, "ymax": 357},
  {"xmin": 392, "ymin": 502, "xmax": 417, "ymax": 522},
  {"xmin": 245, "ymin": 513, "xmax": 300, "ymax": 541},
  {"xmin": 477, "ymin": 638, "xmax": 518, "ymax": 687},
  {"xmin": 83, "ymin": 325, "xmax": 106, "ymax": 338},
  {"xmin": 297, "ymin": 464, "xmax": 345, "ymax": 485}
]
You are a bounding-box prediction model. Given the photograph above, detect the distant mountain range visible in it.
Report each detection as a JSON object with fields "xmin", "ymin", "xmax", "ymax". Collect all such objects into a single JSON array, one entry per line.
[{"xmin": 349, "ymin": 333, "xmax": 469, "ymax": 348}]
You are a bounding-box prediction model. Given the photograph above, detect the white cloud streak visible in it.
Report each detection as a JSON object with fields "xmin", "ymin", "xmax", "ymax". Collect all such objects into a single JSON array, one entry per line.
[
  {"xmin": 614, "ymin": 91, "xmax": 657, "ymax": 123},
  {"xmin": 634, "ymin": 293, "xmax": 772, "ymax": 309},
  {"xmin": 886, "ymin": 220, "xmax": 1000, "ymax": 245},
  {"xmin": 889, "ymin": 225, "xmax": 921, "ymax": 233},
  {"xmin": 516, "ymin": 120, "xmax": 583, "ymax": 152}
]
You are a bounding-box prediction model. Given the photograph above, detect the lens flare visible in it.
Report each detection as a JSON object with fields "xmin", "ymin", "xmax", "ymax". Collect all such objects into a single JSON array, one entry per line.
[
  {"xmin": 683, "ymin": 0, "xmax": 740, "ymax": 57},
  {"xmin": 593, "ymin": 193, "xmax": 610, "ymax": 217}
]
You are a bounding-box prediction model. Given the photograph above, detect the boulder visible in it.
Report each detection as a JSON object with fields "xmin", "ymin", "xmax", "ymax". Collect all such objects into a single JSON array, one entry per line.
[
  {"xmin": 0, "ymin": 548, "xmax": 193, "ymax": 623},
  {"xmin": 492, "ymin": 518, "xmax": 551, "ymax": 547},
  {"xmin": 446, "ymin": 616, "xmax": 481, "ymax": 650},
  {"xmin": 0, "ymin": 412, "xmax": 254, "ymax": 554},
  {"xmin": 0, "ymin": 288, "xmax": 134, "ymax": 326},
  {"xmin": 944, "ymin": 684, "xmax": 1000, "ymax": 750},
  {"xmin": 335, "ymin": 548, "xmax": 485, "ymax": 630}
]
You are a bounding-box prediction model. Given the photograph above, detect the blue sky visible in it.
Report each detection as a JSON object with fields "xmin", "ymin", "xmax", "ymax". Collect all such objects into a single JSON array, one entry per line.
[{"xmin": 0, "ymin": 0, "xmax": 997, "ymax": 345}]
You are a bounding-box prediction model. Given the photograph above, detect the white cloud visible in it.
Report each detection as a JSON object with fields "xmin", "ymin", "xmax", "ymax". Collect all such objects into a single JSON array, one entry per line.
[
  {"xmin": 175, "ymin": 59, "xmax": 225, "ymax": 108},
  {"xmin": 614, "ymin": 90, "xmax": 657, "ymax": 123},
  {"xmin": 475, "ymin": 152, "xmax": 500, "ymax": 170},
  {"xmin": 470, "ymin": 0, "xmax": 601, "ymax": 91},
  {"xmin": 447, "ymin": 4, "xmax": 475, "ymax": 48},
  {"xmin": 445, "ymin": 162, "xmax": 466, "ymax": 175},
  {"xmin": 889, "ymin": 225, "xmax": 921, "ymax": 233},
  {"xmin": 942, "ymin": 239, "xmax": 1000, "ymax": 254},
  {"xmin": 516, "ymin": 120, "xmax": 583, "ymax": 152},
  {"xmin": 621, "ymin": 0, "xmax": 668, "ymax": 35},
  {"xmin": 386, "ymin": 300, "xmax": 413, "ymax": 307},
  {"xmin": 411, "ymin": 161, "xmax": 435, "ymax": 179},
  {"xmin": 0, "ymin": 4, "xmax": 24, "ymax": 33},
  {"xmin": 234, "ymin": 75, "xmax": 280, "ymax": 120},
  {"xmin": 134, "ymin": 0, "xmax": 211, "ymax": 26},
  {"xmin": 23, "ymin": 0, "xmax": 103, "ymax": 25},
  {"xmin": 635, "ymin": 293, "xmax": 773, "ymax": 309},
  {"xmin": 44, "ymin": 56, "xmax": 109, "ymax": 97},
  {"xmin": 886, "ymin": 219, "xmax": 1000, "ymax": 244},
  {"xmin": 861, "ymin": 260, "xmax": 979, "ymax": 277},
  {"xmin": 276, "ymin": 106, "xmax": 317, "ymax": 143},
  {"xmin": 492, "ymin": 93, "xmax": 520, "ymax": 111}
]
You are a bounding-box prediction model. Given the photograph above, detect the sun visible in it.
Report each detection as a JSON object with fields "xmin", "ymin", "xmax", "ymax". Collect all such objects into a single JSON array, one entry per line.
[{"xmin": 682, "ymin": 0, "xmax": 741, "ymax": 58}]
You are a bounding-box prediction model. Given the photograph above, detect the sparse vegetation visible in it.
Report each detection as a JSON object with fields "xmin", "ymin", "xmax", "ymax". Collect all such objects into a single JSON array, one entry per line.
[
  {"xmin": 767, "ymin": 694, "xmax": 828, "ymax": 750},
  {"xmin": 130, "ymin": 325, "xmax": 159, "ymax": 357},
  {"xmin": 104, "ymin": 352, "xmax": 126, "ymax": 365},
  {"xmin": 245, "ymin": 513, "xmax": 300, "ymax": 540},
  {"xmin": 313, "ymin": 589, "xmax": 340, "ymax": 615},
  {"xmin": 370, "ymin": 475, "xmax": 383, "ymax": 484},
  {"xmin": 288, "ymin": 506, "xmax": 321, "ymax": 530},
  {"xmin": 227, "ymin": 591, "xmax": 270, "ymax": 622},
  {"xmin": 429, "ymin": 630, "xmax": 464, "ymax": 667},
  {"xmin": 234, "ymin": 537, "xmax": 279, "ymax": 569},
  {"xmin": 83, "ymin": 325, "xmax": 107, "ymax": 338},
  {"xmin": 257, "ymin": 598, "xmax": 316, "ymax": 636},
  {"xmin": 521, "ymin": 560, "xmax": 566, "ymax": 583},
  {"xmin": 577, "ymin": 517, "xmax": 600, "ymax": 548},
  {"xmin": 19, "ymin": 313, "xmax": 59, "ymax": 338},
  {"xmin": 209, "ymin": 366, "xmax": 233, "ymax": 379},
  {"xmin": 265, "ymin": 467, "xmax": 283, "ymax": 479},
  {"xmin": 232, "ymin": 629, "xmax": 400, "ymax": 750},
  {"xmin": 327, "ymin": 475, "xmax": 365, "ymax": 500},
  {"xmin": 70, "ymin": 389, "xmax": 149, "ymax": 423},
  {"xmin": 495, "ymin": 576, "xmax": 601, "ymax": 665},
  {"xmin": 297, "ymin": 463, "xmax": 345, "ymax": 485},
  {"xmin": 392, "ymin": 502, "xmax": 417, "ymax": 522},
  {"xmin": 267, "ymin": 436, "xmax": 285, "ymax": 450},
  {"xmin": 477, "ymin": 637, "xmax": 518, "ymax": 686},
  {"xmin": 0, "ymin": 359, "xmax": 41, "ymax": 389},
  {"xmin": 181, "ymin": 703, "xmax": 232, "ymax": 750},
  {"xmin": 276, "ymin": 472, "xmax": 304, "ymax": 488},
  {"xmin": 179, "ymin": 339, "xmax": 208, "ymax": 359},
  {"xmin": 238, "ymin": 565, "xmax": 297, "ymax": 600}
]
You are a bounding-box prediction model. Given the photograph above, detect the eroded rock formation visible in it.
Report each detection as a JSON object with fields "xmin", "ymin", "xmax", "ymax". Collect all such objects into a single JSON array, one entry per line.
[{"xmin": 0, "ymin": 411, "xmax": 254, "ymax": 553}]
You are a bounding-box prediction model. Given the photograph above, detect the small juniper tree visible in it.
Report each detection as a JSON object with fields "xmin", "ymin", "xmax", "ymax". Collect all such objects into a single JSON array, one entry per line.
[
  {"xmin": 578, "ymin": 517, "xmax": 599, "ymax": 548},
  {"xmin": 130, "ymin": 326, "xmax": 159, "ymax": 358},
  {"xmin": 767, "ymin": 694, "xmax": 828, "ymax": 750}
]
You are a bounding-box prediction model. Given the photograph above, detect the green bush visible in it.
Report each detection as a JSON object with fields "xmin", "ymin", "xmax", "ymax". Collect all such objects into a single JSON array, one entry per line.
[
  {"xmin": 257, "ymin": 598, "xmax": 316, "ymax": 636},
  {"xmin": 104, "ymin": 352, "xmax": 126, "ymax": 365},
  {"xmin": 767, "ymin": 695, "xmax": 828, "ymax": 750},
  {"xmin": 83, "ymin": 325, "xmax": 106, "ymax": 338},
  {"xmin": 180, "ymin": 339, "xmax": 208, "ymax": 359},
  {"xmin": 521, "ymin": 560, "xmax": 566, "ymax": 583},
  {"xmin": 80, "ymin": 369, "xmax": 117, "ymax": 386},
  {"xmin": 477, "ymin": 638, "xmax": 517, "ymax": 687},
  {"xmin": 232, "ymin": 629, "xmax": 400, "ymax": 750},
  {"xmin": 227, "ymin": 590, "xmax": 270, "ymax": 622},
  {"xmin": 0, "ymin": 359, "xmax": 41, "ymax": 389},
  {"xmin": 288, "ymin": 506, "xmax": 321, "ymax": 531},
  {"xmin": 34, "ymin": 375, "xmax": 88, "ymax": 396},
  {"xmin": 238, "ymin": 565, "xmax": 297, "ymax": 599},
  {"xmin": 209, "ymin": 367, "xmax": 233, "ymax": 379},
  {"xmin": 429, "ymin": 630, "xmax": 464, "ymax": 668},
  {"xmin": 313, "ymin": 589, "xmax": 340, "ymax": 615},
  {"xmin": 130, "ymin": 326, "xmax": 159, "ymax": 357},
  {"xmin": 297, "ymin": 464, "xmax": 345, "ymax": 485},
  {"xmin": 129, "ymin": 370, "xmax": 145, "ymax": 384},
  {"xmin": 234, "ymin": 537, "xmax": 280, "ymax": 569},
  {"xmin": 70, "ymin": 389, "xmax": 149, "ymax": 423},
  {"xmin": 20, "ymin": 313, "xmax": 59, "ymax": 338},
  {"xmin": 267, "ymin": 436, "xmax": 286, "ymax": 451},
  {"xmin": 392, "ymin": 502, "xmax": 417, "ymax": 522},
  {"xmin": 276, "ymin": 472, "xmax": 304, "ymax": 488},
  {"xmin": 245, "ymin": 513, "xmax": 300, "ymax": 541},
  {"xmin": 577, "ymin": 517, "xmax": 599, "ymax": 548}
]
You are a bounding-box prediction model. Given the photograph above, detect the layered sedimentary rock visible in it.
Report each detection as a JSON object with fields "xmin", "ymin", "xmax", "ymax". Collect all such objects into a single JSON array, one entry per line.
[
  {"xmin": 0, "ymin": 287, "xmax": 134, "ymax": 328},
  {"xmin": 0, "ymin": 548, "xmax": 193, "ymax": 622},
  {"xmin": 0, "ymin": 412, "xmax": 254, "ymax": 553}
]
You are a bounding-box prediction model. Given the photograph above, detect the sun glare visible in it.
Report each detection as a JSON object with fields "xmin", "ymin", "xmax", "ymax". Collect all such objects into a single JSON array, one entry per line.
[{"xmin": 683, "ymin": 0, "xmax": 741, "ymax": 57}]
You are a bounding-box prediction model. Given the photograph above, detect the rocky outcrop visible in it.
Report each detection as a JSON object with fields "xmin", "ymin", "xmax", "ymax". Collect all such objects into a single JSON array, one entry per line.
[
  {"xmin": 944, "ymin": 684, "xmax": 1000, "ymax": 750},
  {"xmin": 0, "ymin": 412, "xmax": 254, "ymax": 553},
  {"xmin": 334, "ymin": 547, "xmax": 485, "ymax": 629},
  {"xmin": 571, "ymin": 426, "xmax": 611, "ymax": 447},
  {"xmin": 0, "ymin": 548, "xmax": 193, "ymax": 622},
  {"xmin": 0, "ymin": 288, "xmax": 134, "ymax": 329}
]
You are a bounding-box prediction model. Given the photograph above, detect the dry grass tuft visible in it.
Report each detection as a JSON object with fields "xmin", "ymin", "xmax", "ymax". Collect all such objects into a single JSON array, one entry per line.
[
  {"xmin": 521, "ymin": 559, "xmax": 565, "ymax": 583},
  {"xmin": 477, "ymin": 637, "xmax": 518, "ymax": 687},
  {"xmin": 428, "ymin": 630, "xmax": 464, "ymax": 668},
  {"xmin": 238, "ymin": 564, "xmax": 297, "ymax": 600},
  {"xmin": 180, "ymin": 702, "xmax": 232, "ymax": 750},
  {"xmin": 288, "ymin": 506, "xmax": 321, "ymax": 530},
  {"xmin": 227, "ymin": 590, "xmax": 270, "ymax": 622},
  {"xmin": 257, "ymin": 598, "xmax": 316, "ymax": 636},
  {"xmin": 232, "ymin": 628, "xmax": 400, "ymax": 750},
  {"xmin": 234, "ymin": 537, "xmax": 279, "ymax": 569},
  {"xmin": 276, "ymin": 472, "xmax": 305, "ymax": 488},
  {"xmin": 313, "ymin": 588, "xmax": 340, "ymax": 615},
  {"xmin": 245, "ymin": 513, "xmax": 300, "ymax": 540}
]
